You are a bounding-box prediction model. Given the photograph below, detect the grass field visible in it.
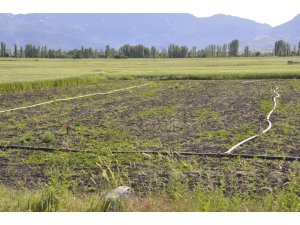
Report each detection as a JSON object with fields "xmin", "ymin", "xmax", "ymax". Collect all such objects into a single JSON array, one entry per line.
[
  {"xmin": 0, "ymin": 58, "xmax": 299, "ymax": 211},
  {"xmin": 1, "ymin": 57, "xmax": 300, "ymax": 92}
]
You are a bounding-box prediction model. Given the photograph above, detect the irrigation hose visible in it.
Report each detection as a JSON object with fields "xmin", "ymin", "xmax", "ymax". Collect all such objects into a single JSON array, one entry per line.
[
  {"xmin": 224, "ymin": 86, "xmax": 280, "ymax": 154},
  {"xmin": 1, "ymin": 84, "xmax": 296, "ymax": 162},
  {"xmin": 0, "ymin": 82, "xmax": 153, "ymax": 113},
  {"xmin": 0, "ymin": 145, "xmax": 299, "ymax": 161}
]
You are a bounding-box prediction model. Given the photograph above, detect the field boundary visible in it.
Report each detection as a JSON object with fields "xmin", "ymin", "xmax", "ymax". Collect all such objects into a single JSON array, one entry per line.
[
  {"xmin": 0, "ymin": 82, "xmax": 153, "ymax": 113},
  {"xmin": 224, "ymin": 86, "xmax": 280, "ymax": 154}
]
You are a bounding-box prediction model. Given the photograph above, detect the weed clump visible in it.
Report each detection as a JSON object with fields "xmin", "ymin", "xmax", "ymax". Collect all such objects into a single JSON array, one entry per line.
[{"xmin": 41, "ymin": 131, "xmax": 55, "ymax": 143}]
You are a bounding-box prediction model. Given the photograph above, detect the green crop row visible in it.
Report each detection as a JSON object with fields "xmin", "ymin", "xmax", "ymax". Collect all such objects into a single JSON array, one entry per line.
[{"xmin": 1, "ymin": 57, "xmax": 300, "ymax": 92}]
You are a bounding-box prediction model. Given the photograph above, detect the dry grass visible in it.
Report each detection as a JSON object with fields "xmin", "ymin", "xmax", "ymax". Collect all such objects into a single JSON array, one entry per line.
[{"xmin": 1, "ymin": 185, "xmax": 299, "ymax": 212}]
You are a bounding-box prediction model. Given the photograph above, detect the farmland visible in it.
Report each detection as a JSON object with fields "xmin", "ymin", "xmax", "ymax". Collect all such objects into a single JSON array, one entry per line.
[
  {"xmin": 0, "ymin": 58, "xmax": 299, "ymax": 211},
  {"xmin": 1, "ymin": 57, "xmax": 300, "ymax": 92}
]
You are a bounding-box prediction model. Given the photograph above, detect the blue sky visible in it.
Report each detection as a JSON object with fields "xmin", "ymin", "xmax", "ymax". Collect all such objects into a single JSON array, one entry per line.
[{"xmin": 0, "ymin": 0, "xmax": 299, "ymax": 26}]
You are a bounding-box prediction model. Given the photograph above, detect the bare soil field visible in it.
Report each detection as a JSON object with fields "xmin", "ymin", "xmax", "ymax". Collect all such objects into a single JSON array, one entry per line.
[{"xmin": 0, "ymin": 79, "xmax": 299, "ymax": 199}]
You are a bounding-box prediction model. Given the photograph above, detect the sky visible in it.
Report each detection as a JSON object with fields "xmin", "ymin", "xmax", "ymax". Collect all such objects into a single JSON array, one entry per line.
[{"xmin": 0, "ymin": 0, "xmax": 299, "ymax": 27}]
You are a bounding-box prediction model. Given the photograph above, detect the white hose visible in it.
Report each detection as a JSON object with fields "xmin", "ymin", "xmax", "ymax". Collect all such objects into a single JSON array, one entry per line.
[
  {"xmin": 224, "ymin": 86, "xmax": 280, "ymax": 154},
  {"xmin": 0, "ymin": 82, "xmax": 153, "ymax": 113}
]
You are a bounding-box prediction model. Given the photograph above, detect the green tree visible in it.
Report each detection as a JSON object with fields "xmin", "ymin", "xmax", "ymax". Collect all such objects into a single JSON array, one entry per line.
[
  {"xmin": 180, "ymin": 46, "xmax": 189, "ymax": 58},
  {"xmin": 293, "ymin": 45, "xmax": 297, "ymax": 55},
  {"xmin": 150, "ymin": 46, "xmax": 157, "ymax": 58},
  {"xmin": 221, "ymin": 44, "xmax": 227, "ymax": 57},
  {"xmin": 20, "ymin": 46, "xmax": 24, "ymax": 57},
  {"xmin": 41, "ymin": 46, "xmax": 45, "ymax": 58},
  {"xmin": 110, "ymin": 48, "xmax": 117, "ymax": 58},
  {"xmin": 44, "ymin": 46, "xmax": 48, "ymax": 58},
  {"xmin": 286, "ymin": 43, "xmax": 291, "ymax": 56},
  {"xmin": 37, "ymin": 46, "xmax": 41, "ymax": 58},
  {"xmin": 135, "ymin": 44, "xmax": 145, "ymax": 58},
  {"xmin": 168, "ymin": 44, "xmax": 189, "ymax": 58},
  {"xmin": 105, "ymin": 45, "xmax": 110, "ymax": 58},
  {"xmin": 24, "ymin": 44, "xmax": 33, "ymax": 57},
  {"xmin": 216, "ymin": 45, "xmax": 222, "ymax": 57},
  {"xmin": 120, "ymin": 44, "xmax": 131, "ymax": 57},
  {"xmin": 24, "ymin": 44, "xmax": 41, "ymax": 58},
  {"xmin": 228, "ymin": 39, "xmax": 239, "ymax": 57},
  {"xmin": 143, "ymin": 47, "xmax": 150, "ymax": 58},
  {"xmin": 81, "ymin": 46, "xmax": 84, "ymax": 58},
  {"xmin": 88, "ymin": 47, "xmax": 93, "ymax": 58},
  {"xmin": 0, "ymin": 42, "xmax": 7, "ymax": 57},
  {"xmin": 189, "ymin": 46, "xmax": 197, "ymax": 57},
  {"xmin": 14, "ymin": 44, "xmax": 18, "ymax": 57},
  {"xmin": 274, "ymin": 40, "xmax": 290, "ymax": 56},
  {"xmin": 160, "ymin": 48, "xmax": 168, "ymax": 58},
  {"xmin": 204, "ymin": 44, "xmax": 217, "ymax": 57},
  {"xmin": 244, "ymin": 45, "xmax": 250, "ymax": 57},
  {"xmin": 168, "ymin": 44, "xmax": 175, "ymax": 58}
]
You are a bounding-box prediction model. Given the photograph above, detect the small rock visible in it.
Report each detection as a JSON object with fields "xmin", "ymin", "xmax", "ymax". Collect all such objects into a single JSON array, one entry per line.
[
  {"xmin": 242, "ymin": 81, "xmax": 254, "ymax": 85},
  {"xmin": 106, "ymin": 186, "xmax": 134, "ymax": 201},
  {"xmin": 103, "ymin": 186, "xmax": 134, "ymax": 212}
]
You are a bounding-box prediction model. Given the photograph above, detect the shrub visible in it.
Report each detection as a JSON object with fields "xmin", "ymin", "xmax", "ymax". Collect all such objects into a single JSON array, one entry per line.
[{"xmin": 41, "ymin": 131, "xmax": 55, "ymax": 143}]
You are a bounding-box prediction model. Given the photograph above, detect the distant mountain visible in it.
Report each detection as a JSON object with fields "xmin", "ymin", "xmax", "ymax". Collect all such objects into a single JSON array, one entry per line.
[
  {"xmin": 272, "ymin": 14, "xmax": 300, "ymax": 45},
  {"xmin": 0, "ymin": 13, "xmax": 299, "ymax": 50},
  {"xmin": 182, "ymin": 14, "xmax": 272, "ymax": 49}
]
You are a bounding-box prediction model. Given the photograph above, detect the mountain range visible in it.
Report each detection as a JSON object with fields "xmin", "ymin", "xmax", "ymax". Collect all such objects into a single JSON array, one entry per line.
[{"xmin": 0, "ymin": 13, "xmax": 299, "ymax": 50}]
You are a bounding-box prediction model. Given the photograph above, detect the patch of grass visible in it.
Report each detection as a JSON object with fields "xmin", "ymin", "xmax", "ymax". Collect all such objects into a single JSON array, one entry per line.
[
  {"xmin": 19, "ymin": 132, "xmax": 37, "ymax": 144},
  {"xmin": 260, "ymin": 99, "xmax": 273, "ymax": 114},
  {"xmin": 135, "ymin": 105, "xmax": 179, "ymax": 118},
  {"xmin": 199, "ymin": 130, "xmax": 231, "ymax": 139},
  {"xmin": 0, "ymin": 183, "xmax": 299, "ymax": 212},
  {"xmin": 41, "ymin": 131, "xmax": 55, "ymax": 144},
  {"xmin": 193, "ymin": 108, "xmax": 219, "ymax": 123}
]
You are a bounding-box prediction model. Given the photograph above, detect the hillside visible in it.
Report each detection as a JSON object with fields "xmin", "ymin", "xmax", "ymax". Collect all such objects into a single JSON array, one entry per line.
[{"xmin": 0, "ymin": 13, "xmax": 299, "ymax": 50}]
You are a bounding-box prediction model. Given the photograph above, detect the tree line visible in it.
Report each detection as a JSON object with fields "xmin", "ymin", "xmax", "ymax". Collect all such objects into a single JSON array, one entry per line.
[
  {"xmin": 0, "ymin": 39, "xmax": 299, "ymax": 58},
  {"xmin": 0, "ymin": 40, "xmax": 240, "ymax": 59},
  {"xmin": 274, "ymin": 40, "xmax": 300, "ymax": 56}
]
